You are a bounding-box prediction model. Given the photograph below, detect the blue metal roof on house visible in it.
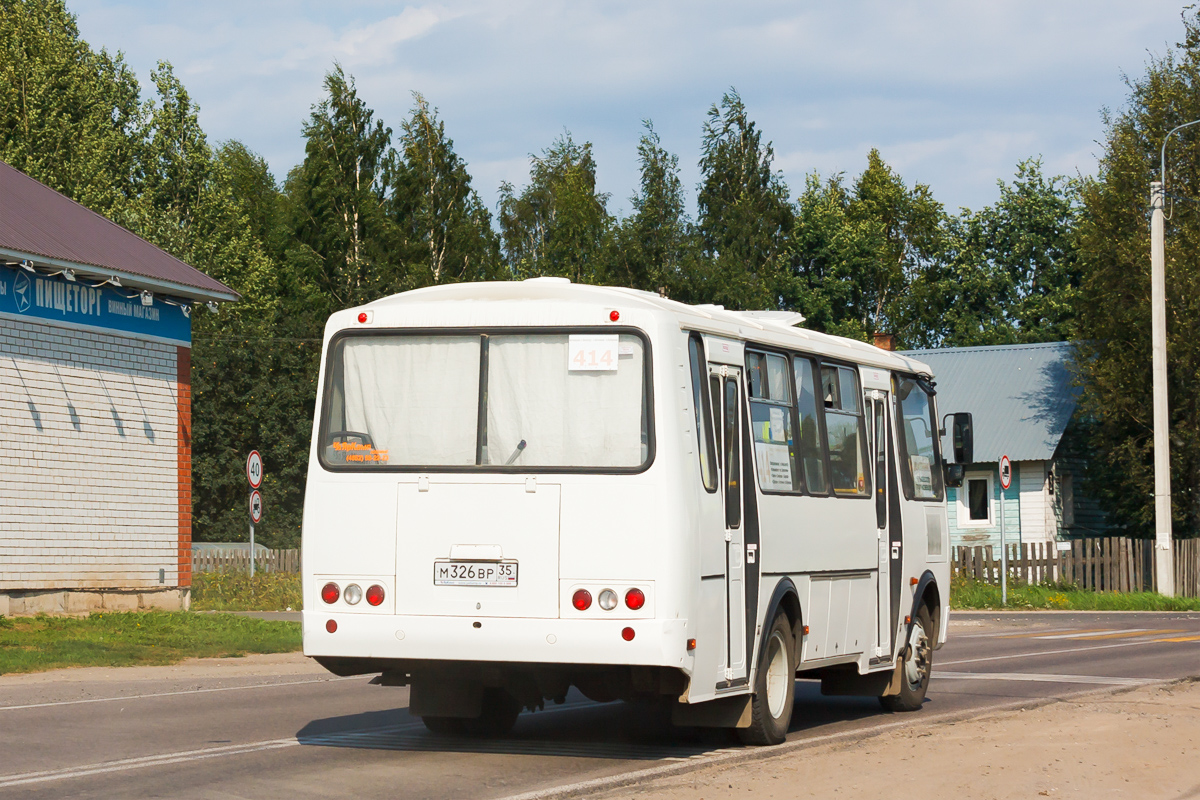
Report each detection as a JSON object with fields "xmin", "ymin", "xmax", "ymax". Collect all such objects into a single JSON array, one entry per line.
[{"xmin": 900, "ymin": 341, "xmax": 1079, "ymax": 463}]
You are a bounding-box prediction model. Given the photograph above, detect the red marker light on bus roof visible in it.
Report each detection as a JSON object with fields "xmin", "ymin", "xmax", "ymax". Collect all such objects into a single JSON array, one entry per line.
[
  {"xmin": 357, "ymin": 312, "xmax": 368, "ymax": 323},
  {"xmin": 609, "ymin": 310, "xmax": 620, "ymax": 322},
  {"xmin": 366, "ymin": 585, "xmax": 385, "ymax": 606},
  {"xmin": 572, "ymin": 589, "xmax": 592, "ymax": 611},
  {"xmin": 624, "ymin": 588, "xmax": 645, "ymax": 610},
  {"xmin": 321, "ymin": 582, "xmax": 340, "ymax": 604}
]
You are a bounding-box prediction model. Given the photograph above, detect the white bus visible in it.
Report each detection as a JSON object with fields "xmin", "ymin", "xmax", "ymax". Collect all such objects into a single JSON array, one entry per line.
[{"xmin": 302, "ymin": 279, "xmax": 973, "ymax": 745}]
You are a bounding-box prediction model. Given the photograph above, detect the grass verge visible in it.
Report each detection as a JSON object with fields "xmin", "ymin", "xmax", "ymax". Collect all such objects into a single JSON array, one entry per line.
[
  {"xmin": 191, "ymin": 571, "xmax": 302, "ymax": 612},
  {"xmin": 950, "ymin": 575, "xmax": 1200, "ymax": 611},
  {"xmin": 0, "ymin": 612, "xmax": 301, "ymax": 675}
]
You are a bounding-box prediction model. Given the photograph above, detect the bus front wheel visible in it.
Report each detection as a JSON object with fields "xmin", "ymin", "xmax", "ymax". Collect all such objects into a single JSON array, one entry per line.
[
  {"xmin": 737, "ymin": 612, "xmax": 796, "ymax": 746},
  {"xmin": 880, "ymin": 604, "xmax": 933, "ymax": 712}
]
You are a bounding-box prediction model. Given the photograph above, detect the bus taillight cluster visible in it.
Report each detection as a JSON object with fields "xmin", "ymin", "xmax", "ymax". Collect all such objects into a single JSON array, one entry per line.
[
  {"xmin": 322, "ymin": 581, "xmax": 384, "ymax": 606},
  {"xmin": 571, "ymin": 587, "xmax": 645, "ymax": 612}
]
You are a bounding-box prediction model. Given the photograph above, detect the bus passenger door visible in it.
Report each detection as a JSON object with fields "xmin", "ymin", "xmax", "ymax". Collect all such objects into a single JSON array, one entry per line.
[
  {"xmin": 710, "ymin": 364, "xmax": 747, "ymax": 683},
  {"xmin": 870, "ymin": 391, "xmax": 893, "ymax": 658}
]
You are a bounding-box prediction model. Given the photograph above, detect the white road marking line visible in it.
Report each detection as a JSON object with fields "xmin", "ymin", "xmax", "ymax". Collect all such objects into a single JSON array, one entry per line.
[
  {"xmin": 1031, "ymin": 628, "xmax": 1149, "ymax": 640},
  {"xmin": 955, "ymin": 627, "xmax": 1085, "ymax": 638},
  {"xmin": 0, "ymin": 701, "xmax": 605, "ymax": 788},
  {"xmin": 937, "ymin": 671, "xmax": 1157, "ymax": 686},
  {"xmin": 940, "ymin": 634, "xmax": 1200, "ymax": 667},
  {"xmin": 0, "ymin": 739, "xmax": 301, "ymax": 789},
  {"xmin": 0, "ymin": 721, "xmax": 428, "ymax": 789},
  {"xmin": 0, "ymin": 675, "xmax": 362, "ymax": 712}
]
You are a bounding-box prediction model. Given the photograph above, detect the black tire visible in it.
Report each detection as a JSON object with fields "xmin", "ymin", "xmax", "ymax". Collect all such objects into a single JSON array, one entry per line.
[
  {"xmin": 737, "ymin": 612, "xmax": 796, "ymax": 746},
  {"xmin": 421, "ymin": 716, "xmax": 465, "ymax": 735},
  {"xmin": 460, "ymin": 687, "xmax": 522, "ymax": 737},
  {"xmin": 880, "ymin": 604, "xmax": 934, "ymax": 712}
]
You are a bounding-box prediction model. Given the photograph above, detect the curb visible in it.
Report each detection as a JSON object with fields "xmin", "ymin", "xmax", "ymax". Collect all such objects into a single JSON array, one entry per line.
[{"xmin": 494, "ymin": 675, "xmax": 1199, "ymax": 800}]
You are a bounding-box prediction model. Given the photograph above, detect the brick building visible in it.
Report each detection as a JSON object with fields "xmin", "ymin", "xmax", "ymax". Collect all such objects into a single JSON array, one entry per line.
[{"xmin": 0, "ymin": 160, "xmax": 237, "ymax": 615}]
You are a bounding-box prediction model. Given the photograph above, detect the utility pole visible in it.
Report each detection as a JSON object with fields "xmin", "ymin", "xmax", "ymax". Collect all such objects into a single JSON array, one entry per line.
[
  {"xmin": 1149, "ymin": 180, "xmax": 1174, "ymax": 596},
  {"xmin": 1148, "ymin": 118, "xmax": 1200, "ymax": 597}
]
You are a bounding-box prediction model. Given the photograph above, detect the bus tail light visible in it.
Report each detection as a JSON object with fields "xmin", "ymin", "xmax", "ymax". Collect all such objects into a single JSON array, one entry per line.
[
  {"xmin": 598, "ymin": 589, "xmax": 618, "ymax": 610},
  {"xmin": 624, "ymin": 588, "xmax": 645, "ymax": 610},
  {"xmin": 343, "ymin": 584, "xmax": 363, "ymax": 605},
  {"xmin": 321, "ymin": 582, "xmax": 340, "ymax": 604},
  {"xmin": 326, "ymin": 619, "xmax": 337, "ymax": 633},
  {"xmin": 366, "ymin": 585, "xmax": 385, "ymax": 606},
  {"xmin": 621, "ymin": 627, "xmax": 635, "ymax": 641},
  {"xmin": 572, "ymin": 589, "xmax": 592, "ymax": 611}
]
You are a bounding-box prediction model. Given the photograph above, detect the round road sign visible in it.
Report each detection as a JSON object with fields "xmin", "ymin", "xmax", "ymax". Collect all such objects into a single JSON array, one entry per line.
[
  {"xmin": 999, "ymin": 455, "xmax": 1013, "ymax": 491},
  {"xmin": 246, "ymin": 450, "xmax": 263, "ymax": 489},
  {"xmin": 249, "ymin": 489, "xmax": 264, "ymax": 524}
]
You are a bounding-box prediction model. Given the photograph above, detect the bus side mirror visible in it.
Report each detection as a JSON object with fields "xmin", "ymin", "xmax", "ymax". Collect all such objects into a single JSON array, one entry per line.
[
  {"xmin": 951, "ymin": 412, "xmax": 973, "ymax": 465},
  {"xmin": 944, "ymin": 463, "xmax": 965, "ymax": 488}
]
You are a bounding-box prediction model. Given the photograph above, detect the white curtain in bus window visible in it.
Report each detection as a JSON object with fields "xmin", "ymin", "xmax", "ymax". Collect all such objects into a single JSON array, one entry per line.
[
  {"xmin": 747, "ymin": 352, "xmax": 798, "ymax": 491},
  {"xmin": 486, "ymin": 334, "xmax": 645, "ymax": 467},
  {"xmin": 792, "ymin": 357, "xmax": 828, "ymax": 493},
  {"xmin": 337, "ymin": 336, "xmax": 481, "ymax": 465},
  {"xmin": 895, "ymin": 378, "xmax": 943, "ymax": 500},
  {"xmin": 821, "ymin": 365, "xmax": 869, "ymax": 496}
]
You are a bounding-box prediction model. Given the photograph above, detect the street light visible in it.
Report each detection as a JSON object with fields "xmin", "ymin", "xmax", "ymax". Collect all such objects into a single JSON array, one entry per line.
[{"xmin": 1148, "ymin": 119, "xmax": 1200, "ymax": 596}]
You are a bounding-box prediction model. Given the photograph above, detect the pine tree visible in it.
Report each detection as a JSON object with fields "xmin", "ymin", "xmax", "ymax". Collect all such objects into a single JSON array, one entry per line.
[
  {"xmin": 386, "ymin": 92, "xmax": 500, "ymax": 287},
  {"xmin": 609, "ymin": 121, "xmax": 695, "ymax": 295},
  {"xmin": 286, "ymin": 65, "xmax": 396, "ymax": 313},
  {"xmin": 1075, "ymin": 13, "xmax": 1200, "ymax": 537},
  {"xmin": 0, "ymin": 0, "xmax": 141, "ymax": 216},
  {"xmin": 694, "ymin": 90, "xmax": 793, "ymax": 310},
  {"xmin": 498, "ymin": 131, "xmax": 612, "ymax": 283}
]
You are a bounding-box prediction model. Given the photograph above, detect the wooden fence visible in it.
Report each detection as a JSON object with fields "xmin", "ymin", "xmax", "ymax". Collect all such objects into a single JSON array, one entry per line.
[
  {"xmin": 953, "ymin": 537, "xmax": 1200, "ymax": 597},
  {"xmin": 191, "ymin": 548, "xmax": 300, "ymax": 575}
]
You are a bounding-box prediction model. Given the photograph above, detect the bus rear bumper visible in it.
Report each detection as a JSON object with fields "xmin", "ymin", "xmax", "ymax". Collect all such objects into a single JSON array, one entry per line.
[{"xmin": 303, "ymin": 612, "xmax": 691, "ymax": 669}]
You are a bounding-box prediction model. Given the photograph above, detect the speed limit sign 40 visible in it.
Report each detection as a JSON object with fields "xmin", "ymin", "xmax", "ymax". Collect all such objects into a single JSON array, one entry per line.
[
  {"xmin": 246, "ymin": 450, "xmax": 263, "ymax": 489},
  {"xmin": 249, "ymin": 489, "xmax": 264, "ymax": 524}
]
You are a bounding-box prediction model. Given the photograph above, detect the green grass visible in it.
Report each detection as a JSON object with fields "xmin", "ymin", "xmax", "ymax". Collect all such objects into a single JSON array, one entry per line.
[
  {"xmin": 950, "ymin": 574, "xmax": 1200, "ymax": 611},
  {"xmin": 191, "ymin": 571, "xmax": 302, "ymax": 612},
  {"xmin": 0, "ymin": 612, "xmax": 301, "ymax": 675}
]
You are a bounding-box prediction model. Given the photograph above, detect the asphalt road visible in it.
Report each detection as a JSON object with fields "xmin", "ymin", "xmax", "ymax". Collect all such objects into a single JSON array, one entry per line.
[{"xmin": 2, "ymin": 611, "xmax": 1199, "ymax": 800}]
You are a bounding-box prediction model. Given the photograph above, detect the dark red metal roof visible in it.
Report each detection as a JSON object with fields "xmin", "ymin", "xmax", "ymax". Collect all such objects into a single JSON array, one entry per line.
[{"xmin": 0, "ymin": 159, "xmax": 237, "ymax": 300}]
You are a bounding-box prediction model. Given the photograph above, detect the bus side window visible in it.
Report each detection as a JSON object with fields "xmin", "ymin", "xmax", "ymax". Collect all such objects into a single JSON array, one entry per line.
[
  {"xmin": 792, "ymin": 356, "xmax": 828, "ymax": 494},
  {"xmin": 688, "ymin": 334, "xmax": 717, "ymax": 492},
  {"xmin": 821, "ymin": 365, "xmax": 871, "ymax": 497},
  {"xmin": 747, "ymin": 351, "xmax": 801, "ymax": 492}
]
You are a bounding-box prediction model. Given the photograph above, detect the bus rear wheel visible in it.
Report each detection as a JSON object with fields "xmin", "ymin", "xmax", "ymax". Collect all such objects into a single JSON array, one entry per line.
[
  {"xmin": 737, "ymin": 612, "xmax": 796, "ymax": 746},
  {"xmin": 880, "ymin": 604, "xmax": 933, "ymax": 712}
]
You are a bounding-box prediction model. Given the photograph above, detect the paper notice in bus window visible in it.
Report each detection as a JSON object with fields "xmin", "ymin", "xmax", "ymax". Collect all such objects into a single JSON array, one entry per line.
[
  {"xmin": 910, "ymin": 455, "xmax": 934, "ymax": 497},
  {"xmin": 568, "ymin": 335, "xmax": 619, "ymax": 371},
  {"xmin": 769, "ymin": 407, "xmax": 786, "ymax": 442},
  {"xmin": 756, "ymin": 442, "xmax": 793, "ymax": 490}
]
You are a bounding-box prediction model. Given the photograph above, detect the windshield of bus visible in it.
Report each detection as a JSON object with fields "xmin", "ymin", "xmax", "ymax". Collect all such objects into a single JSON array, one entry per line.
[{"xmin": 320, "ymin": 331, "xmax": 650, "ymax": 470}]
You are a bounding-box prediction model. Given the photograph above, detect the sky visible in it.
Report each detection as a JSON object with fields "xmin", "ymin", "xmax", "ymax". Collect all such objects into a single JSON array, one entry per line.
[{"xmin": 71, "ymin": 0, "xmax": 1187, "ymax": 219}]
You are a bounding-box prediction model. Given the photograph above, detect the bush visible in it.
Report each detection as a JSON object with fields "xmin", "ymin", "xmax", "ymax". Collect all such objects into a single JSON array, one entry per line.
[
  {"xmin": 950, "ymin": 574, "xmax": 1200, "ymax": 611},
  {"xmin": 191, "ymin": 570, "xmax": 302, "ymax": 612}
]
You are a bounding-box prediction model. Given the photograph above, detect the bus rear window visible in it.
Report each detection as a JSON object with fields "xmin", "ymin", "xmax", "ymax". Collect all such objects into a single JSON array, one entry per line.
[{"xmin": 321, "ymin": 331, "xmax": 650, "ymax": 470}]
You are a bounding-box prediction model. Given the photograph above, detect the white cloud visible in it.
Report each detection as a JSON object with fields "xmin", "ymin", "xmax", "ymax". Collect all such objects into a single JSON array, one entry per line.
[{"xmin": 69, "ymin": 0, "xmax": 1184, "ymax": 214}]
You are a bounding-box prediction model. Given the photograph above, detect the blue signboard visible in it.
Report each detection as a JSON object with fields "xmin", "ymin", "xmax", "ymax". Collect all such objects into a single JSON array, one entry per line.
[{"xmin": 0, "ymin": 268, "xmax": 191, "ymax": 345}]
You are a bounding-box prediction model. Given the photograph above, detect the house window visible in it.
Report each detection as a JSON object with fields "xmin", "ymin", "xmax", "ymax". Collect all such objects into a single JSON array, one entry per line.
[{"xmin": 958, "ymin": 472, "xmax": 993, "ymax": 527}]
